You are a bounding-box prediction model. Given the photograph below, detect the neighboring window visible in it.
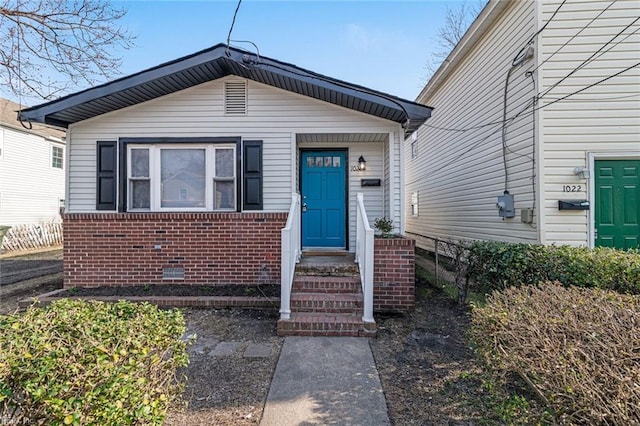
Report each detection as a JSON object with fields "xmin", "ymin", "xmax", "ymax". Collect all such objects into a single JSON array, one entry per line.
[
  {"xmin": 127, "ymin": 144, "xmax": 236, "ymax": 211},
  {"xmin": 52, "ymin": 145, "xmax": 64, "ymax": 169},
  {"xmin": 410, "ymin": 131, "xmax": 418, "ymax": 159},
  {"xmin": 411, "ymin": 192, "xmax": 419, "ymax": 217}
]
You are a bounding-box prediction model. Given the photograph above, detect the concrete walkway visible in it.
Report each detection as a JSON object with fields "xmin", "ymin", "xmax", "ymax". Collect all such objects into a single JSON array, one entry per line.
[{"xmin": 260, "ymin": 336, "xmax": 390, "ymax": 426}]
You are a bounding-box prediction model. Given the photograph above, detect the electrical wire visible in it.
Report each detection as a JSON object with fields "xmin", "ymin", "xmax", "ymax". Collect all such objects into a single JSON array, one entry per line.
[
  {"xmin": 499, "ymin": 0, "xmax": 568, "ymax": 193},
  {"xmin": 412, "ymin": 61, "xmax": 639, "ymax": 180},
  {"xmin": 501, "ymin": 67, "xmax": 516, "ymax": 192},
  {"xmin": 538, "ymin": 16, "xmax": 640, "ymax": 101},
  {"xmin": 535, "ymin": 61, "xmax": 640, "ymax": 111},
  {"xmin": 225, "ymin": 0, "xmax": 243, "ymax": 55},
  {"xmin": 527, "ymin": 70, "xmax": 537, "ymax": 229},
  {"xmin": 543, "ymin": 92, "xmax": 640, "ymax": 102},
  {"xmin": 229, "ymin": 39, "xmax": 261, "ymax": 62},
  {"xmin": 422, "ymin": 13, "xmax": 639, "ymax": 134},
  {"xmin": 531, "ymin": 0, "xmax": 618, "ymax": 74},
  {"xmin": 510, "ymin": 0, "xmax": 567, "ymax": 67}
]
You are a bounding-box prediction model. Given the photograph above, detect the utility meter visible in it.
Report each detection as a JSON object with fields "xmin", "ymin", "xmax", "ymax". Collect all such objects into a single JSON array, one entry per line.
[{"xmin": 497, "ymin": 192, "xmax": 515, "ymax": 218}]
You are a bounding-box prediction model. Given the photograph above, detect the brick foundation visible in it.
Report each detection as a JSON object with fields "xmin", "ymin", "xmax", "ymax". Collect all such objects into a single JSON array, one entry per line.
[
  {"xmin": 373, "ymin": 236, "xmax": 415, "ymax": 312},
  {"xmin": 63, "ymin": 212, "xmax": 287, "ymax": 288}
]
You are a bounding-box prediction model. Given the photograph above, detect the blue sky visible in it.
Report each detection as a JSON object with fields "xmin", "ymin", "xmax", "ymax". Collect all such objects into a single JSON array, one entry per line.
[
  {"xmin": 118, "ymin": 0, "xmax": 465, "ymax": 100},
  {"xmin": 9, "ymin": 1, "xmax": 471, "ymax": 105}
]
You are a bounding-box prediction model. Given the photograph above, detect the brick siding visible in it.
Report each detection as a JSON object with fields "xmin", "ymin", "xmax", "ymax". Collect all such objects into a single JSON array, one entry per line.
[
  {"xmin": 63, "ymin": 213, "xmax": 286, "ymax": 288},
  {"xmin": 373, "ymin": 236, "xmax": 415, "ymax": 312}
]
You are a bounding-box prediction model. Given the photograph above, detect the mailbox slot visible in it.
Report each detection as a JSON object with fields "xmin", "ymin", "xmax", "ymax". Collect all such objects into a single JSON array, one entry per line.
[
  {"xmin": 558, "ymin": 200, "xmax": 590, "ymax": 210},
  {"xmin": 361, "ymin": 179, "xmax": 381, "ymax": 187}
]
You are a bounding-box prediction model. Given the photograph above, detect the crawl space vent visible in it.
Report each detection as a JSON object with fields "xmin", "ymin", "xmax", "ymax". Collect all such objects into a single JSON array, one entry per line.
[
  {"xmin": 224, "ymin": 81, "xmax": 247, "ymax": 115},
  {"xmin": 163, "ymin": 267, "xmax": 185, "ymax": 280}
]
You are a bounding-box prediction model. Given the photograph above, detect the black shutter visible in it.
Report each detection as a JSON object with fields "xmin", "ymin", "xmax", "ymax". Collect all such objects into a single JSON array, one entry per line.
[
  {"xmin": 96, "ymin": 141, "xmax": 117, "ymax": 210},
  {"xmin": 243, "ymin": 140, "xmax": 263, "ymax": 210}
]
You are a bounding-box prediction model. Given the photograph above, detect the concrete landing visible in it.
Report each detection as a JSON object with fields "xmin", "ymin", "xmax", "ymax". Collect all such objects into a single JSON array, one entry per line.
[{"xmin": 260, "ymin": 336, "xmax": 389, "ymax": 426}]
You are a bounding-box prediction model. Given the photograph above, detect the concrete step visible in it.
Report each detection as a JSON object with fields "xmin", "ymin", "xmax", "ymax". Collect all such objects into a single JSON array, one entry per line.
[
  {"xmin": 277, "ymin": 312, "xmax": 376, "ymax": 337},
  {"xmin": 295, "ymin": 255, "xmax": 359, "ymax": 277},
  {"xmin": 291, "ymin": 292, "xmax": 362, "ymax": 314},
  {"xmin": 292, "ymin": 275, "xmax": 361, "ymax": 294}
]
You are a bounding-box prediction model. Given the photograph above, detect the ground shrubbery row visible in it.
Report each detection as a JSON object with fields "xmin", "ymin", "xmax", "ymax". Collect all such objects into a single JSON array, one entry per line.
[
  {"xmin": 467, "ymin": 242, "xmax": 640, "ymax": 295},
  {"xmin": 0, "ymin": 300, "xmax": 188, "ymax": 425},
  {"xmin": 471, "ymin": 283, "xmax": 640, "ymax": 424}
]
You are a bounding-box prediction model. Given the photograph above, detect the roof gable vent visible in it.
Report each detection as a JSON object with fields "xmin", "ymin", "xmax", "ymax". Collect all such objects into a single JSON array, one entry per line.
[{"xmin": 224, "ymin": 81, "xmax": 247, "ymax": 115}]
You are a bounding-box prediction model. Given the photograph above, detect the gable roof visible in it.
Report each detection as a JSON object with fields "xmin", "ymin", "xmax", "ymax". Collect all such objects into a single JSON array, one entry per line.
[
  {"xmin": 19, "ymin": 43, "xmax": 432, "ymax": 135},
  {"xmin": 0, "ymin": 98, "xmax": 65, "ymax": 141}
]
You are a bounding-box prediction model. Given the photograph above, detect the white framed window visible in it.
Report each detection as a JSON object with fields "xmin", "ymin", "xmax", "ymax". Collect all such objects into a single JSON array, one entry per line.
[
  {"xmin": 410, "ymin": 131, "xmax": 418, "ymax": 159},
  {"xmin": 52, "ymin": 145, "xmax": 64, "ymax": 169},
  {"xmin": 127, "ymin": 144, "xmax": 236, "ymax": 212},
  {"xmin": 411, "ymin": 191, "xmax": 419, "ymax": 217}
]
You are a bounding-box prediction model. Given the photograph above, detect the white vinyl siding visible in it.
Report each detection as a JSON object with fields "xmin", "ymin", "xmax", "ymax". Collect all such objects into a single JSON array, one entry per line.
[
  {"xmin": 67, "ymin": 77, "xmax": 400, "ymax": 222},
  {"xmin": 0, "ymin": 127, "xmax": 65, "ymax": 225},
  {"xmin": 539, "ymin": 0, "xmax": 640, "ymax": 246},
  {"xmin": 406, "ymin": 0, "xmax": 539, "ymax": 248}
]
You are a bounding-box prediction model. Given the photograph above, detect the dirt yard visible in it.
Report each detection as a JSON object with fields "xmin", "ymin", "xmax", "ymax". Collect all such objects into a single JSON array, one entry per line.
[
  {"xmin": 0, "ymin": 249, "xmax": 63, "ymax": 315},
  {"xmin": 0, "ymin": 250, "xmax": 493, "ymax": 424}
]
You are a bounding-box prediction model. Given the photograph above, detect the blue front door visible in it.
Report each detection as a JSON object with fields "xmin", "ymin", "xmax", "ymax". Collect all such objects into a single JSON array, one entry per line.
[{"xmin": 301, "ymin": 151, "xmax": 346, "ymax": 248}]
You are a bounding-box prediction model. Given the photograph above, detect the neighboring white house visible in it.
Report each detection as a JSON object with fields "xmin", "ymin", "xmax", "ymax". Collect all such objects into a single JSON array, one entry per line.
[
  {"xmin": 405, "ymin": 0, "xmax": 640, "ymax": 250},
  {"xmin": 0, "ymin": 98, "xmax": 66, "ymax": 226}
]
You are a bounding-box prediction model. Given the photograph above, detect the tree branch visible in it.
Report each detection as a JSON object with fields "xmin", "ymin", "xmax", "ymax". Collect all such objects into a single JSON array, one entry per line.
[{"xmin": 0, "ymin": 0, "xmax": 135, "ymax": 101}]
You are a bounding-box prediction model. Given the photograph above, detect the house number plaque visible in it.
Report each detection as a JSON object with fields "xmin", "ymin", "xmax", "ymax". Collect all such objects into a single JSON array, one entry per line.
[{"xmin": 562, "ymin": 185, "xmax": 583, "ymax": 192}]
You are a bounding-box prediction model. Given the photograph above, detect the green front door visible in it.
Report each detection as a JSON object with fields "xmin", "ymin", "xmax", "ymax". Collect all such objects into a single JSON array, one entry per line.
[{"xmin": 595, "ymin": 159, "xmax": 640, "ymax": 249}]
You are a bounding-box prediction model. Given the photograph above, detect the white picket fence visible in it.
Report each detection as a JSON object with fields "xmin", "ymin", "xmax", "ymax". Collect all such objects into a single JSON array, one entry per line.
[{"xmin": 1, "ymin": 222, "xmax": 63, "ymax": 252}]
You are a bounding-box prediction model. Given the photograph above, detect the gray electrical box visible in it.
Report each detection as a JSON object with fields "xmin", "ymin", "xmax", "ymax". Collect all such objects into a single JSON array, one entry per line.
[
  {"xmin": 497, "ymin": 192, "xmax": 515, "ymax": 218},
  {"xmin": 521, "ymin": 208, "xmax": 534, "ymax": 224}
]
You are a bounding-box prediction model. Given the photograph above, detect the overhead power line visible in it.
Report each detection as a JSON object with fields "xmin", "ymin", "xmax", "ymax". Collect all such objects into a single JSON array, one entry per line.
[
  {"xmin": 421, "ymin": 61, "xmax": 639, "ymax": 177},
  {"xmin": 226, "ymin": 0, "xmax": 243, "ymax": 54}
]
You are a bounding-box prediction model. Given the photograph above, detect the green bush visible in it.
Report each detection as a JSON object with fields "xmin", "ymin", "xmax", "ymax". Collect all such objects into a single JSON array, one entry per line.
[
  {"xmin": 0, "ymin": 299, "xmax": 188, "ymax": 425},
  {"xmin": 471, "ymin": 283, "xmax": 640, "ymax": 424},
  {"xmin": 468, "ymin": 241, "xmax": 640, "ymax": 295}
]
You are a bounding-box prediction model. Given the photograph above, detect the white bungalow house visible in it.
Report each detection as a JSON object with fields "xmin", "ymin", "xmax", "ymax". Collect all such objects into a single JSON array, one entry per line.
[
  {"xmin": 0, "ymin": 98, "xmax": 66, "ymax": 227},
  {"xmin": 405, "ymin": 0, "xmax": 640, "ymax": 251},
  {"xmin": 21, "ymin": 44, "xmax": 432, "ymax": 335}
]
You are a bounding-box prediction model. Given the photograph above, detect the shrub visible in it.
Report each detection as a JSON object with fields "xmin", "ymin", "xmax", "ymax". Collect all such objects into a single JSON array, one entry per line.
[
  {"xmin": 468, "ymin": 241, "xmax": 640, "ymax": 295},
  {"xmin": 471, "ymin": 283, "xmax": 640, "ymax": 424},
  {"xmin": 0, "ymin": 299, "xmax": 188, "ymax": 425},
  {"xmin": 373, "ymin": 217, "xmax": 394, "ymax": 237}
]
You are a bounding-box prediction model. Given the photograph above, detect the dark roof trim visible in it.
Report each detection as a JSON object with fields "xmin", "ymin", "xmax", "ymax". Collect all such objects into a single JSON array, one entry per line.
[{"xmin": 20, "ymin": 44, "xmax": 432, "ymax": 135}]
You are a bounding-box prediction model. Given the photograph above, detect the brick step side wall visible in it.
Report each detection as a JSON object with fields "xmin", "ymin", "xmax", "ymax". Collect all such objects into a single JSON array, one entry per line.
[{"xmin": 374, "ymin": 237, "xmax": 415, "ymax": 312}]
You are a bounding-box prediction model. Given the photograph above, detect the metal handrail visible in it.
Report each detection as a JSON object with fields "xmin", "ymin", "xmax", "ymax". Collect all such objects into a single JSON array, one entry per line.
[
  {"xmin": 355, "ymin": 193, "xmax": 374, "ymax": 324},
  {"xmin": 280, "ymin": 193, "xmax": 301, "ymax": 320}
]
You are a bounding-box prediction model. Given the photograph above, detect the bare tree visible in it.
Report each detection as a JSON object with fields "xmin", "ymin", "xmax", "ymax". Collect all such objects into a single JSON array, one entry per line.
[
  {"xmin": 423, "ymin": 1, "xmax": 486, "ymax": 82},
  {"xmin": 0, "ymin": 0, "xmax": 134, "ymax": 101}
]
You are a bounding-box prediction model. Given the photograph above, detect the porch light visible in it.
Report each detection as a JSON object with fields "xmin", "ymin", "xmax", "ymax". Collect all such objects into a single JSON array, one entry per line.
[{"xmin": 358, "ymin": 156, "xmax": 367, "ymax": 171}]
